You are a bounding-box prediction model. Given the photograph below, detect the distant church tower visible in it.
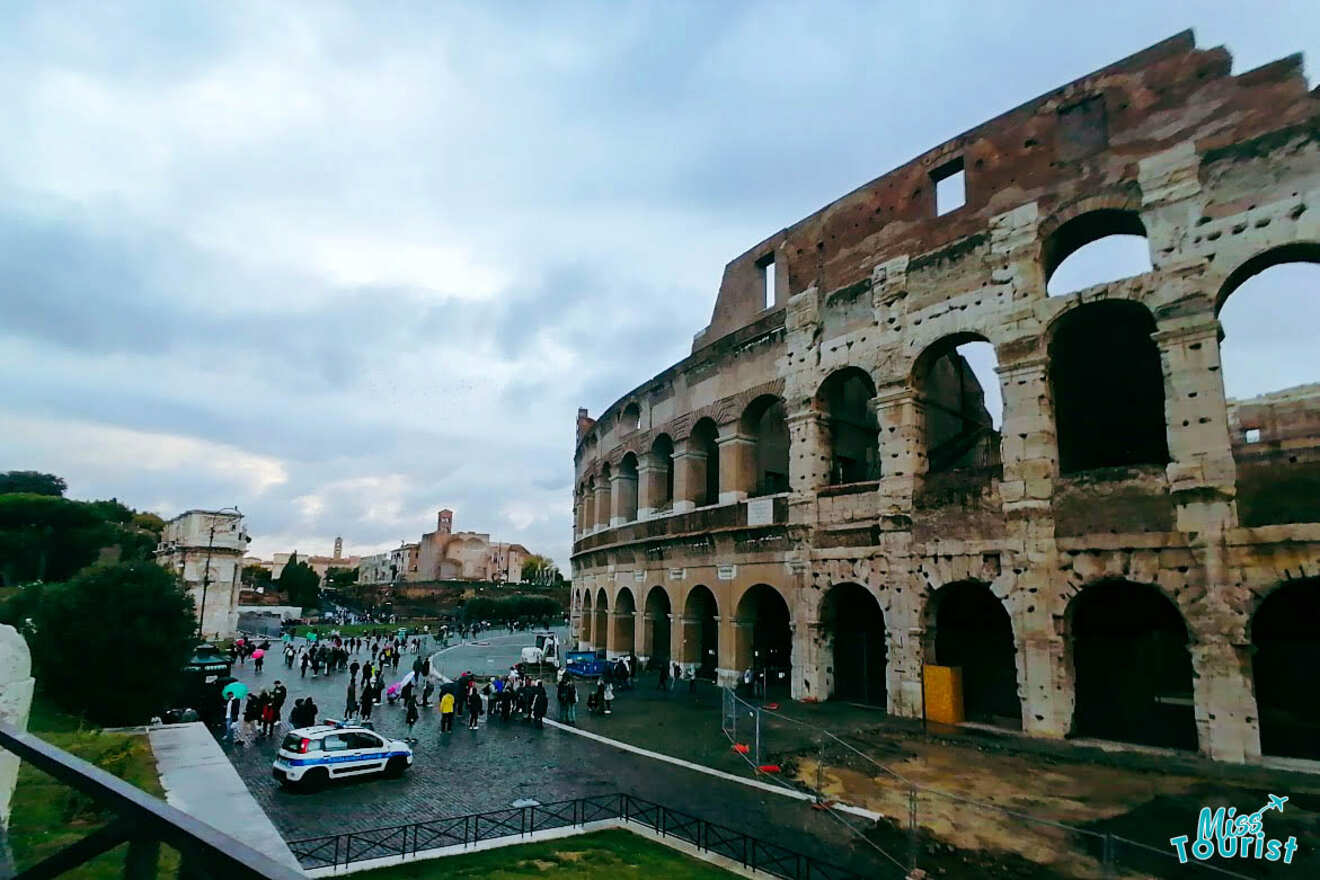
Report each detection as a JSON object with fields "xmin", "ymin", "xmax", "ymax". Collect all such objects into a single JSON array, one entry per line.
[
  {"xmin": 333, "ymin": 536, "xmax": 343, "ymax": 559},
  {"xmin": 438, "ymin": 509, "xmax": 453, "ymax": 535}
]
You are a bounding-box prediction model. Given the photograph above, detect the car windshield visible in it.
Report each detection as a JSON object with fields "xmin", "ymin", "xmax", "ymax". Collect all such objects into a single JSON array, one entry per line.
[{"xmin": 280, "ymin": 734, "xmax": 302, "ymax": 751}]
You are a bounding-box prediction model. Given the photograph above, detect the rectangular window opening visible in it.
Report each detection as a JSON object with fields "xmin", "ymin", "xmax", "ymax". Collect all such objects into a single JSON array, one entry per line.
[
  {"xmin": 932, "ymin": 157, "xmax": 965, "ymax": 216},
  {"xmin": 758, "ymin": 254, "xmax": 776, "ymax": 310},
  {"xmin": 1244, "ymin": 427, "xmax": 1262, "ymax": 444}
]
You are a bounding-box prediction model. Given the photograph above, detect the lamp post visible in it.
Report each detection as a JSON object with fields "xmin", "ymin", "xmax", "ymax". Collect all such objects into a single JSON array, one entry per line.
[{"xmin": 197, "ymin": 506, "xmax": 242, "ymax": 640}]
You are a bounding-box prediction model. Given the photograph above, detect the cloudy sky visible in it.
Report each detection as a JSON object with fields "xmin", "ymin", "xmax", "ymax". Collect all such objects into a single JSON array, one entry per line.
[{"xmin": 2, "ymin": 2, "xmax": 1317, "ymax": 568}]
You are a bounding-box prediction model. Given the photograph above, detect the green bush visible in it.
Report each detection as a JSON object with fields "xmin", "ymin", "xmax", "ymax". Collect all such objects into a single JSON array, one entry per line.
[{"xmin": 23, "ymin": 562, "xmax": 197, "ymax": 725}]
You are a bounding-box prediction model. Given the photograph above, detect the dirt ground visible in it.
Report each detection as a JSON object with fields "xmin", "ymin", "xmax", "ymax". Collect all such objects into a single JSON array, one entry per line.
[{"xmin": 784, "ymin": 728, "xmax": 1320, "ymax": 878}]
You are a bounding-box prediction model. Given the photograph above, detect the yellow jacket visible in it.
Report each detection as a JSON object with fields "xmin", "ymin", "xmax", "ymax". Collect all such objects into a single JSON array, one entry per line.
[{"xmin": 440, "ymin": 692, "xmax": 455, "ymax": 713}]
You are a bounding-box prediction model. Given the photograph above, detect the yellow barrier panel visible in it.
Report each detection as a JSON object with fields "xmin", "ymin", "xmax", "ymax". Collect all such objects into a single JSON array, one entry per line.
[{"xmin": 923, "ymin": 664, "xmax": 964, "ymax": 725}]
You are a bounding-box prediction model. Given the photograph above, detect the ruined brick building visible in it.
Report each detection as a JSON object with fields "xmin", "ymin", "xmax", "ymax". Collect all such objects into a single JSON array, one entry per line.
[{"xmin": 570, "ymin": 32, "xmax": 1320, "ymax": 765}]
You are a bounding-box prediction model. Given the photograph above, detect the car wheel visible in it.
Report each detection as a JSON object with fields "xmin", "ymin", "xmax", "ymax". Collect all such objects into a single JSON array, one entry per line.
[
  {"xmin": 384, "ymin": 757, "xmax": 407, "ymax": 779},
  {"xmin": 301, "ymin": 768, "xmax": 329, "ymax": 792}
]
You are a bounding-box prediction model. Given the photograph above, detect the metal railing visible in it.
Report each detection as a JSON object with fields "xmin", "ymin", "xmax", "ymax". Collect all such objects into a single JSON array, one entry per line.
[
  {"xmin": 287, "ymin": 792, "xmax": 871, "ymax": 878},
  {"xmin": 0, "ymin": 722, "xmax": 304, "ymax": 880},
  {"xmin": 720, "ymin": 689, "xmax": 1263, "ymax": 880}
]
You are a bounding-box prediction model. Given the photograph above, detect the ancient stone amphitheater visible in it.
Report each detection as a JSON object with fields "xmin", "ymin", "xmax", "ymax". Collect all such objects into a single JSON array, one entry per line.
[{"xmin": 570, "ymin": 32, "xmax": 1320, "ymax": 765}]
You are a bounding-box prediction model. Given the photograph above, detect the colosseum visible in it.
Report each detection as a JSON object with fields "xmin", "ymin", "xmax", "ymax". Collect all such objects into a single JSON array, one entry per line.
[{"xmin": 569, "ymin": 31, "xmax": 1320, "ymax": 765}]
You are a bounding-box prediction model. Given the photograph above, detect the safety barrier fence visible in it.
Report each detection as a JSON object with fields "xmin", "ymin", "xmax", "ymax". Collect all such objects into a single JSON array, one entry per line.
[
  {"xmin": 287, "ymin": 792, "xmax": 871, "ymax": 878},
  {"xmin": 721, "ymin": 688, "xmax": 1264, "ymax": 879}
]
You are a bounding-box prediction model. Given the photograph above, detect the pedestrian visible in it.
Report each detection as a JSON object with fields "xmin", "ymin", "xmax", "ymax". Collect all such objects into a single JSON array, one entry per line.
[
  {"xmin": 300, "ymin": 652, "xmax": 309, "ymax": 678},
  {"xmin": 345, "ymin": 681, "xmax": 359, "ymax": 720},
  {"xmin": 290, "ymin": 698, "xmax": 306, "ymax": 729},
  {"xmin": 466, "ymin": 685, "xmax": 481, "ymax": 730},
  {"xmin": 243, "ymin": 694, "xmax": 261, "ymax": 738},
  {"xmin": 439, "ymin": 690, "xmax": 455, "ymax": 733},
  {"xmin": 350, "ymin": 660, "xmax": 360, "ymax": 682},
  {"xmin": 260, "ymin": 690, "xmax": 276, "ymax": 736},
  {"xmin": 284, "ymin": 645, "xmax": 295, "ymax": 668},
  {"xmin": 532, "ymin": 682, "xmax": 548, "ymax": 729},
  {"xmin": 603, "ymin": 681, "xmax": 614, "ymax": 715},
  {"xmin": 305, "ymin": 698, "xmax": 318, "ymax": 727},
  {"xmin": 272, "ymin": 681, "xmax": 288, "ymax": 729},
  {"xmin": 564, "ymin": 678, "xmax": 577, "ymax": 724},
  {"xmin": 672, "ymin": 661, "xmax": 682, "ymax": 693},
  {"xmin": 657, "ymin": 663, "xmax": 669, "ymax": 691},
  {"xmin": 254, "ymin": 651, "xmax": 264, "ymax": 674},
  {"xmin": 360, "ymin": 687, "xmax": 373, "ymax": 721},
  {"xmin": 422, "ymin": 678, "xmax": 435, "ymax": 707},
  {"xmin": 224, "ymin": 693, "xmax": 242, "ymax": 745},
  {"xmin": 404, "ymin": 691, "xmax": 419, "ymax": 742}
]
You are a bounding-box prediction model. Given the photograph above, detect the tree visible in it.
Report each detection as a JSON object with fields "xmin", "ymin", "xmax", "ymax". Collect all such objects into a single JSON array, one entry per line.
[
  {"xmin": 0, "ymin": 494, "xmax": 112, "ymax": 586},
  {"xmin": 521, "ymin": 554, "xmax": 559, "ymax": 585},
  {"xmin": 325, "ymin": 567, "xmax": 359, "ymax": 589},
  {"xmin": 19, "ymin": 562, "xmax": 196, "ymax": 725},
  {"xmin": 241, "ymin": 563, "xmax": 273, "ymax": 590},
  {"xmin": 0, "ymin": 471, "xmax": 67, "ymax": 497},
  {"xmin": 278, "ymin": 553, "xmax": 320, "ymax": 609},
  {"xmin": 131, "ymin": 512, "xmax": 166, "ymax": 536}
]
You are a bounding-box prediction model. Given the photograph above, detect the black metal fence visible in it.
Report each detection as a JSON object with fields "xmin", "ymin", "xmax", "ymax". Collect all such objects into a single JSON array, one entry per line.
[{"xmin": 288, "ymin": 792, "xmax": 869, "ymax": 878}]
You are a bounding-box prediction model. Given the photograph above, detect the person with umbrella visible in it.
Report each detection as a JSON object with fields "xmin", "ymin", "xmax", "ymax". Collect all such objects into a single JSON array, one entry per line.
[
  {"xmin": 253, "ymin": 647, "xmax": 265, "ymax": 674},
  {"xmin": 221, "ymin": 681, "xmax": 248, "ymax": 745}
]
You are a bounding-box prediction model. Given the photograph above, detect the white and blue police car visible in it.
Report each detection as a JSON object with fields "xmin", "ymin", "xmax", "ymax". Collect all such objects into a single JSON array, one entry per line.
[{"xmin": 272, "ymin": 721, "xmax": 413, "ymax": 790}]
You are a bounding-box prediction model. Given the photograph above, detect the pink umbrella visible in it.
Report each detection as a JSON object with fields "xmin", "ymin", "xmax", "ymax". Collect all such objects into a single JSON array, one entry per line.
[
  {"xmin": 252, "ymin": 649, "xmax": 265, "ymax": 659},
  {"xmin": 235, "ymin": 638, "xmax": 245, "ymax": 645}
]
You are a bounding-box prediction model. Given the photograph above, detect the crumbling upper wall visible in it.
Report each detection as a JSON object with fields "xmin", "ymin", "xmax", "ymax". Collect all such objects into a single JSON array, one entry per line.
[{"xmin": 695, "ymin": 31, "xmax": 1318, "ymax": 350}]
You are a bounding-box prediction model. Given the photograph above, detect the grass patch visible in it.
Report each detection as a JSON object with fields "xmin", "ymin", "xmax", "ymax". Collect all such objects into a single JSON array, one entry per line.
[
  {"xmin": 353, "ymin": 829, "xmax": 736, "ymax": 879},
  {"xmin": 8, "ymin": 695, "xmax": 180, "ymax": 880}
]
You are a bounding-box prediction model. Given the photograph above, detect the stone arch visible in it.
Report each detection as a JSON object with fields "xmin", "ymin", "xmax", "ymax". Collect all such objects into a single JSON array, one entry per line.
[
  {"xmin": 820, "ymin": 582, "xmax": 887, "ymax": 706},
  {"xmin": 617, "ymin": 452, "xmax": 639, "ymax": 523},
  {"xmin": 581, "ymin": 477, "xmax": 596, "ymax": 534},
  {"xmin": 581, "ymin": 589, "xmax": 594, "ymax": 647},
  {"xmin": 739, "ymin": 394, "xmax": 790, "ymax": 496},
  {"xmin": 923, "ymin": 579, "xmax": 1020, "ymax": 727},
  {"xmin": 593, "ymin": 587, "xmax": 609, "ymax": 652},
  {"xmin": 911, "ymin": 333, "xmax": 1002, "ymax": 476},
  {"xmin": 690, "ymin": 418, "xmax": 721, "ymax": 506},
  {"xmin": 611, "ymin": 585, "xmax": 637, "ymax": 657},
  {"xmin": 733, "ymin": 583, "xmax": 793, "ymax": 697},
  {"xmin": 816, "ymin": 367, "xmax": 880, "ymax": 485},
  {"xmin": 1065, "ymin": 578, "xmax": 1197, "ymax": 750},
  {"xmin": 643, "ymin": 585, "xmax": 672, "ymax": 668},
  {"xmin": 648, "ymin": 433, "xmax": 675, "ymax": 514},
  {"xmin": 1047, "ymin": 299, "xmax": 1169, "ymax": 474},
  {"xmin": 1215, "ymin": 241, "xmax": 1320, "ymax": 316},
  {"xmin": 681, "ymin": 584, "xmax": 719, "ymax": 679},
  {"xmin": 1250, "ymin": 577, "xmax": 1320, "ymax": 760},
  {"xmin": 1041, "ymin": 206, "xmax": 1151, "ymax": 296}
]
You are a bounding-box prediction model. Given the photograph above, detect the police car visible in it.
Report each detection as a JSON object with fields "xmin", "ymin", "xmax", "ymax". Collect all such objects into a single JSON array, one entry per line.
[{"xmin": 271, "ymin": 721, "xmax": 413, "ymax": 790}]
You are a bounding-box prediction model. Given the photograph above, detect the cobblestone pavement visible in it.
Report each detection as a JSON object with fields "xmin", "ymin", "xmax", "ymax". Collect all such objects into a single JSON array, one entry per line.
[{"xmin": 220, "ymin": 637, "xmax": 893, "ymax": 877}]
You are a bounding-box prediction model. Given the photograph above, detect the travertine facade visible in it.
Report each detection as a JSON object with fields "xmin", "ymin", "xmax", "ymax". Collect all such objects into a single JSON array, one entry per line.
[
  {"xmin": 156, "ymin": 509, "xmax": 251, "ymax": 639},
  {"xmin": 570, "ymin": 33, "xmax": 1320, "ymax": 764}
]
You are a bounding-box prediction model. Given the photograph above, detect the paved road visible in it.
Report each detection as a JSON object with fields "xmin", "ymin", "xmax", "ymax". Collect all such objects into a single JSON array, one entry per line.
[
  {"xmin": 220, "ymin": 635, "xmax": 892, "ymax": 877},
  {"xmin": 427, "ymin": 627, "xmax": 569, "ymax": 682}
]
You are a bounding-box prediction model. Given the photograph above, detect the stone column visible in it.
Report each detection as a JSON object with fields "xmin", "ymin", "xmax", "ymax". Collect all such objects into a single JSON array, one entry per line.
[
  {"xmin": 668, "ymin": 613, "xmax": 684, "ymax": 672},
  {"xmin": 633, "ymin": 609, "xmax": 649, "ymax": 664},
  {"xmin": 672, "ymin": 614, "xmax": 694, "ymax": 673},
  {"xmin": 671, "ymin": 440, "xmax": 707, "ymax": 513},
  {"xmin": 1017, "ymin": 634, "xmax": 1071, "ymax": 738},
  {"xmin": 793, "ymin": 620, "xmax": 829, "ymax": 701},
  {"xmin": 637, "ymin": 453, "xmax": 667, "ymax": 519},
  {"xmin": 610, "ymin": 470, "xmax": 638, "ymax": 526},
  {"xmin": 872, "ymin": 385, "xmax": 923, "ymax": 507},
  {"xmin": 582, "ymin": 489, "xmax": 596, "ymax": 536},
  {"xmin": 1190, "ymin": 640, "xmax": 1261, "ymax": 762},
  {"xmin": 594, "ymin": 480, "xmax": 612, "ymax": 531},
  {"xmin": 996, "ymin": 358, "xmax": 1057, "ymax": 510},
  {"xmin": 720, "ymin": 616, "xmax": 750, "ymax": 687},
  {"xmin": 0, "ymin": 625, "xmax": 35, "ymax": 828},
  {"xmin": 717, "ymin": 433, "xmax": 756, "ymax": 504},
  {"xmin": 786, "ymin": 409, "xmax": 829, "ymax": 495},
  {"xmin": 886, "ymin": 621, "xmax": 924, "ymax": 719},
  {"xmin": 1153, "ymin": 319, "xmax": 1239, "ymax": 533}
]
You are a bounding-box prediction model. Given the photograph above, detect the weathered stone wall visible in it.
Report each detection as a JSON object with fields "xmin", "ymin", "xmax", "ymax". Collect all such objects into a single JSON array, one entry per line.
[{"xmin": 570, "ymin": 32, "xmax": 1320, "ymax": 764}]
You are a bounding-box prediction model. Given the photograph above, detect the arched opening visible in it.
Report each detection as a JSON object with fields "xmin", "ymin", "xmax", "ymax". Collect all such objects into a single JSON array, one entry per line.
[
  {"xmin": 597, "ymin": 464, "xmax": 613, "ymax": 528},
  {"xmin": 649, "ymin": 434, "xmax": 675, "ymax": 514},
  {"xmin": 740, "ymin": 395, "xmax": 790, "ymax": 496},
  {"xmin": 617, "ymin": 453, "xmax": 639, "ymax": 522},
  {"xmin": 929, "ymin": 580, "xmax": 1020, "ymax": 727},
  {"xmin": 644, "ymin": 586, "xmax": 671, "ymax": 668},
  {"xmin": 819, "ymin": 368, "xmax": 879, "ymax": 485},
  {"xmin": 612, "ymin": 587, "xmax": 637, "ymax": 656},
  {"xmin": 1044, "ymin": 209, "xmax": 1151, "ymax": 296},
  {"xmin": 1251, "ymin": 579, "xmax": 1320, "ymax": 760},
  {"xmin": 1068, "ymin": 580, "xmax": 1196, "ymax": 750},
  {"xmin": 914, "ymin": 335, "xmax": 1002, "ymax": 475},
  {"xmin": 594, "ymin": 588, "xmax": 610, "ymax": 652},
  {"xmin": 822, "ymin": 583, "xmax": 886, "ymax": 706},
  {"xmin": 582, "ymin": 478, "xmax": 596, "ymax": 534},
  {"xmin": 734, "ymin": 584, "xmax": 793, "ymax": 698},
  {"xmin": 1218, "ymin": 244, "xmax": 1320, "ymax": 527},
  {"xmin": 1049, "ymin": 300, "xmax": 1169, "ymax": 474},
  {"xmin": 620, "ymin": 402, "xmax": 641, "ymax": 434},
  {"xmin": 682, "ymin": 585, "xmax": 719, "ymax": 680},
  {"xmin": 581, "ymin": 590, "xmax": 594, "ymax": 647},
  {"xmin": 690, "ymin": 418, "xmax": 721, "ymax": 507}
]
